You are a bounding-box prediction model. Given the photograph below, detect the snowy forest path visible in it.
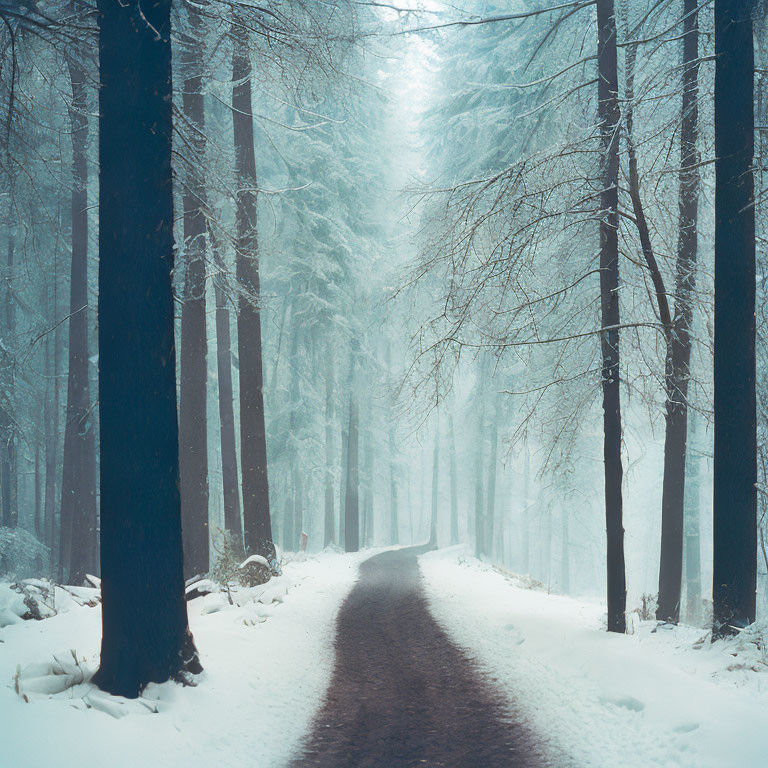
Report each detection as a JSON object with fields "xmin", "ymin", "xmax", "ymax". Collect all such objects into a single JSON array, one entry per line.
[{"xmin": 291, "ymin": 547, "xmax": 541, "ymax": 767}]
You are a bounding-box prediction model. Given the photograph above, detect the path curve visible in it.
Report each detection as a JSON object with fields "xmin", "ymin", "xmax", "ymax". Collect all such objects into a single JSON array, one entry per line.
[{"xmin": 292, "ymin": 547, "xmax": 542, "ymax": 768}]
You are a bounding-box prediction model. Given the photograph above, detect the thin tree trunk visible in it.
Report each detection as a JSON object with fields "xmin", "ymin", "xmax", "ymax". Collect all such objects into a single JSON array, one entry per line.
[
  {"xmin": 597, "ymin": 0, "xmax": 627, "ymax": 633},
  {"xmin": 43, "ymin": 304, "xmax": 57, "ymax": 566},
  {"xmin": 60, "ymin": 54, "xmax": 98, "ymax": 584},
  {"xmin": 474, "ymin": 424, "xmax": 485, "ymax": 559},
  {"xmin": 683, "ymin": 409, "xmax": 702, "ymax": 624},
  {"xmin": 522, "ymin": 438, "xmax": 530, "ymax": 574},
  {"xmin": 656, "ymin": 0, "xmax": 700, "ymax": 624},
  {"xmin": 561, "ymin": 506, "xmax": 570, "ymax": 593},
  {"xmin": 324, "ymin": 345, "xmax": 335, "ymax": 547},
  {"xmin": 389, "ymin": 425, "xmax": 398, "ymax": 545},
  {"xmin": 363, "ymin": 406, "xmax": 374, "ymax": 547},
  {"xmin": 34, "ymin": 442, "xmax": 42, "ymax": 540},
  {"xmin": 448, "ymin": 412, "xmax": 458, "ymax": 545},
  {"xmin": 429, "ymin": 416, "xmax": 439, "ymax": 546},
  {"xmin": 232, "ymin": 31, "xmax": 272, "ymax": 556},
  {"xmin": 339, "ymin": 408, "xmax": 348, "ymax": 547},
  {"xmin": 213, "ymin": 263, "xmax": 241, "ymax": 542},
  {"xmin": 178, "ymin": 5, "xmax": 210, "ymax": 577},
  {"xmin": 93, "ymin": 0, "xmax": 201, "ymax": 698},
  {"xmin": 1, "ymin": 230, "xmax": 16, "ymax": 529},
  {"xmin": 294, "ymin": 468, "xmax": 304, "ymax": 550},
  {"xmin": 485, "ymin": 399, "xmax": 498, "ymax": 557},
  {"xmin": 344, "ymin": 390, "xmax": 360, "ymax": 553},
  {"xmin": 713, "ymin": 0, "xmax": 756, "ymax": 636}
]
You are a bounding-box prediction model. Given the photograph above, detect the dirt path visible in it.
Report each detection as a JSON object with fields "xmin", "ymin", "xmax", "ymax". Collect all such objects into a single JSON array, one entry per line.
[{"xmin": 291, "ymin": 547, "xmax": 542, "ymax": 768}]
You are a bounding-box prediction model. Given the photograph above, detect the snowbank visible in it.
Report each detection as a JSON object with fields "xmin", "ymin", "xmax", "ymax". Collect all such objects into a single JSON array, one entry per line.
[
  {"xmin": 420, "ymin": 547, "xmax": 768, "ymax": 768},
  {"xmin": 0, "ymin": 551, "xmax": 363, "ymax": 768}
]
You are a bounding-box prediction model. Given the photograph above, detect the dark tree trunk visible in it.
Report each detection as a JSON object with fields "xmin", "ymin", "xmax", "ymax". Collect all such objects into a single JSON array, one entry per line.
[
  {"xmin": 344, "ymin": 391, "xmax": 360, "ymax": 553},
  {"xmin": 324, "ymin": 345, "xmax": 336, "ymax": 547},
  {"xmin": 60, "ymin": 55, "xmax": 98, "ymax": 584},
  {"xmin": 213, "ymin": 267, "xmax": 241, "ymax": 541},
  {"xmin": 656, "ymin": 0, "xmax": 701, "ymax": 624},
  {"xmin": 713, "ymin": 0, "xmax": 757, "ymax": 636},
  {"xmin": 597, "ymin": 0, "xmax": 626, "ymax": 633},
  {"xmin": 178, "ymin": 5, "xmax": 209, "ymax": 578},
  {"xmin": 93, "ymin": 0, "xmax": 201, "ymax": 698},
  {"xmin": 429, "ymin": 418, "xmax": 439, "ymax": 546},
  {"xmin": 232, "ymin": 32, "xmax": 272, "ymax": 556}
]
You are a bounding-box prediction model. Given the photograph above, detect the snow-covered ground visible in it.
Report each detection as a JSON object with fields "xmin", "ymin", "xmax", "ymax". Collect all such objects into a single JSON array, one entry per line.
[
  {"xmin": 0, "ymin": 551, "xmax": 363, "ymax": 768},
  {"xmin": 421, "ymin": 546, "xmax": 768, "ymax": 768},
  {"xmin": 5, "ymin": 545, "xmax": 768, "ymax": 768}
]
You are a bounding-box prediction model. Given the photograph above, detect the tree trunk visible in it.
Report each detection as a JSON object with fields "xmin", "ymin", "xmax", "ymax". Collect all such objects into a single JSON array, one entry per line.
[
  {"xmin": 448, "ymin": 412, "xmax": 458, "ymax": 545},
  {"xmin": 232, "ymin": 32, "xmax": 272, "ymax": 556},
  {"xmin": 283, "ymin": 496, "xmax": 294, "ymax": 552},
  {"xmin": 43, "ymin": 304, "xmax": 58, "ymax": 567},
  {"xmin": 324, "ymin": 346, "xmax": 336, "ymax": 547},
  {"xmin": 213, "ymin": 265, "xmax": 241, "ymax": 542},
  {"xmin": 713, "ymin": 0, "xmax": 756, "ymax": 636},
  {"xmin": 522, "ymin": 439, "xmax": 530, "ymax": 574},
  {"xmin": 34, "ymin": 441, "xmax": 42, "ymax": 540},
  {"xmin": 473, "ymin": 432, "xmax": 485, "ymax": 559},
  {"xmin": 93, "ymin": 0, "xmax": 201, "ymax": 698},
  {"xmin": 561, "ymin": 506, "xmax": 570, "ymax": 594},
  {"xmin": 288, "ymin": 314, "xmax": 301, "ymax": 551},
  {"xmin": 683, "ymin": 408, "xmax": 702, "ymax": 625},
  {"xmin": 293, "ymin": 468, "xmax": 304, "ymax": 550},
  {"xmin": 0, "ymin": 230, "xmax": 16, "ymax": 530},
  {"xmin": 363, "ymin": 407, "xmax": 374, "ymax": 547},
  {"xmin": 339, "ymin": 397, "xmax": 348, "ymax": 546},
  {"xmin": 656, "ymin": 0, "xmax": 700, "ymax": 624},
  {"xmin": 429, "ymin": 417, "xmax": 439, "ymax": 546},
  {"xmin": 485, "ymin": 399, "xmax": 498, "ymax": 557},
  {"xmin": 344, "ymin": 392, "xmax": 360, "ymax": 553},
  {"xmin": 178, "ymin": 5, "xmax": 210, "ymax": 577},
  {"xmin": 59, "ymin": 55, "xmax": 98, "ymax": 584},
  {"xmin": 597, "ymin": 0, "xmax": 626, "ymax": 633}
]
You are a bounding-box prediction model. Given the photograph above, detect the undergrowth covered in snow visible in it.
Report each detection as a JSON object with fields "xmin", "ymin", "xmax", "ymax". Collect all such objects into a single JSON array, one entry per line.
[{"xmin": 0, "ymin": 551, "xmax": 364, "ymax": 768}]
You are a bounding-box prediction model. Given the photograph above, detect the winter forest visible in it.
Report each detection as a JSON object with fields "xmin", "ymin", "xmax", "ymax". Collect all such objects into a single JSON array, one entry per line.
[{"xmin": 1, "ymin": 0, "xmax": 768, "ymax": 765}]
